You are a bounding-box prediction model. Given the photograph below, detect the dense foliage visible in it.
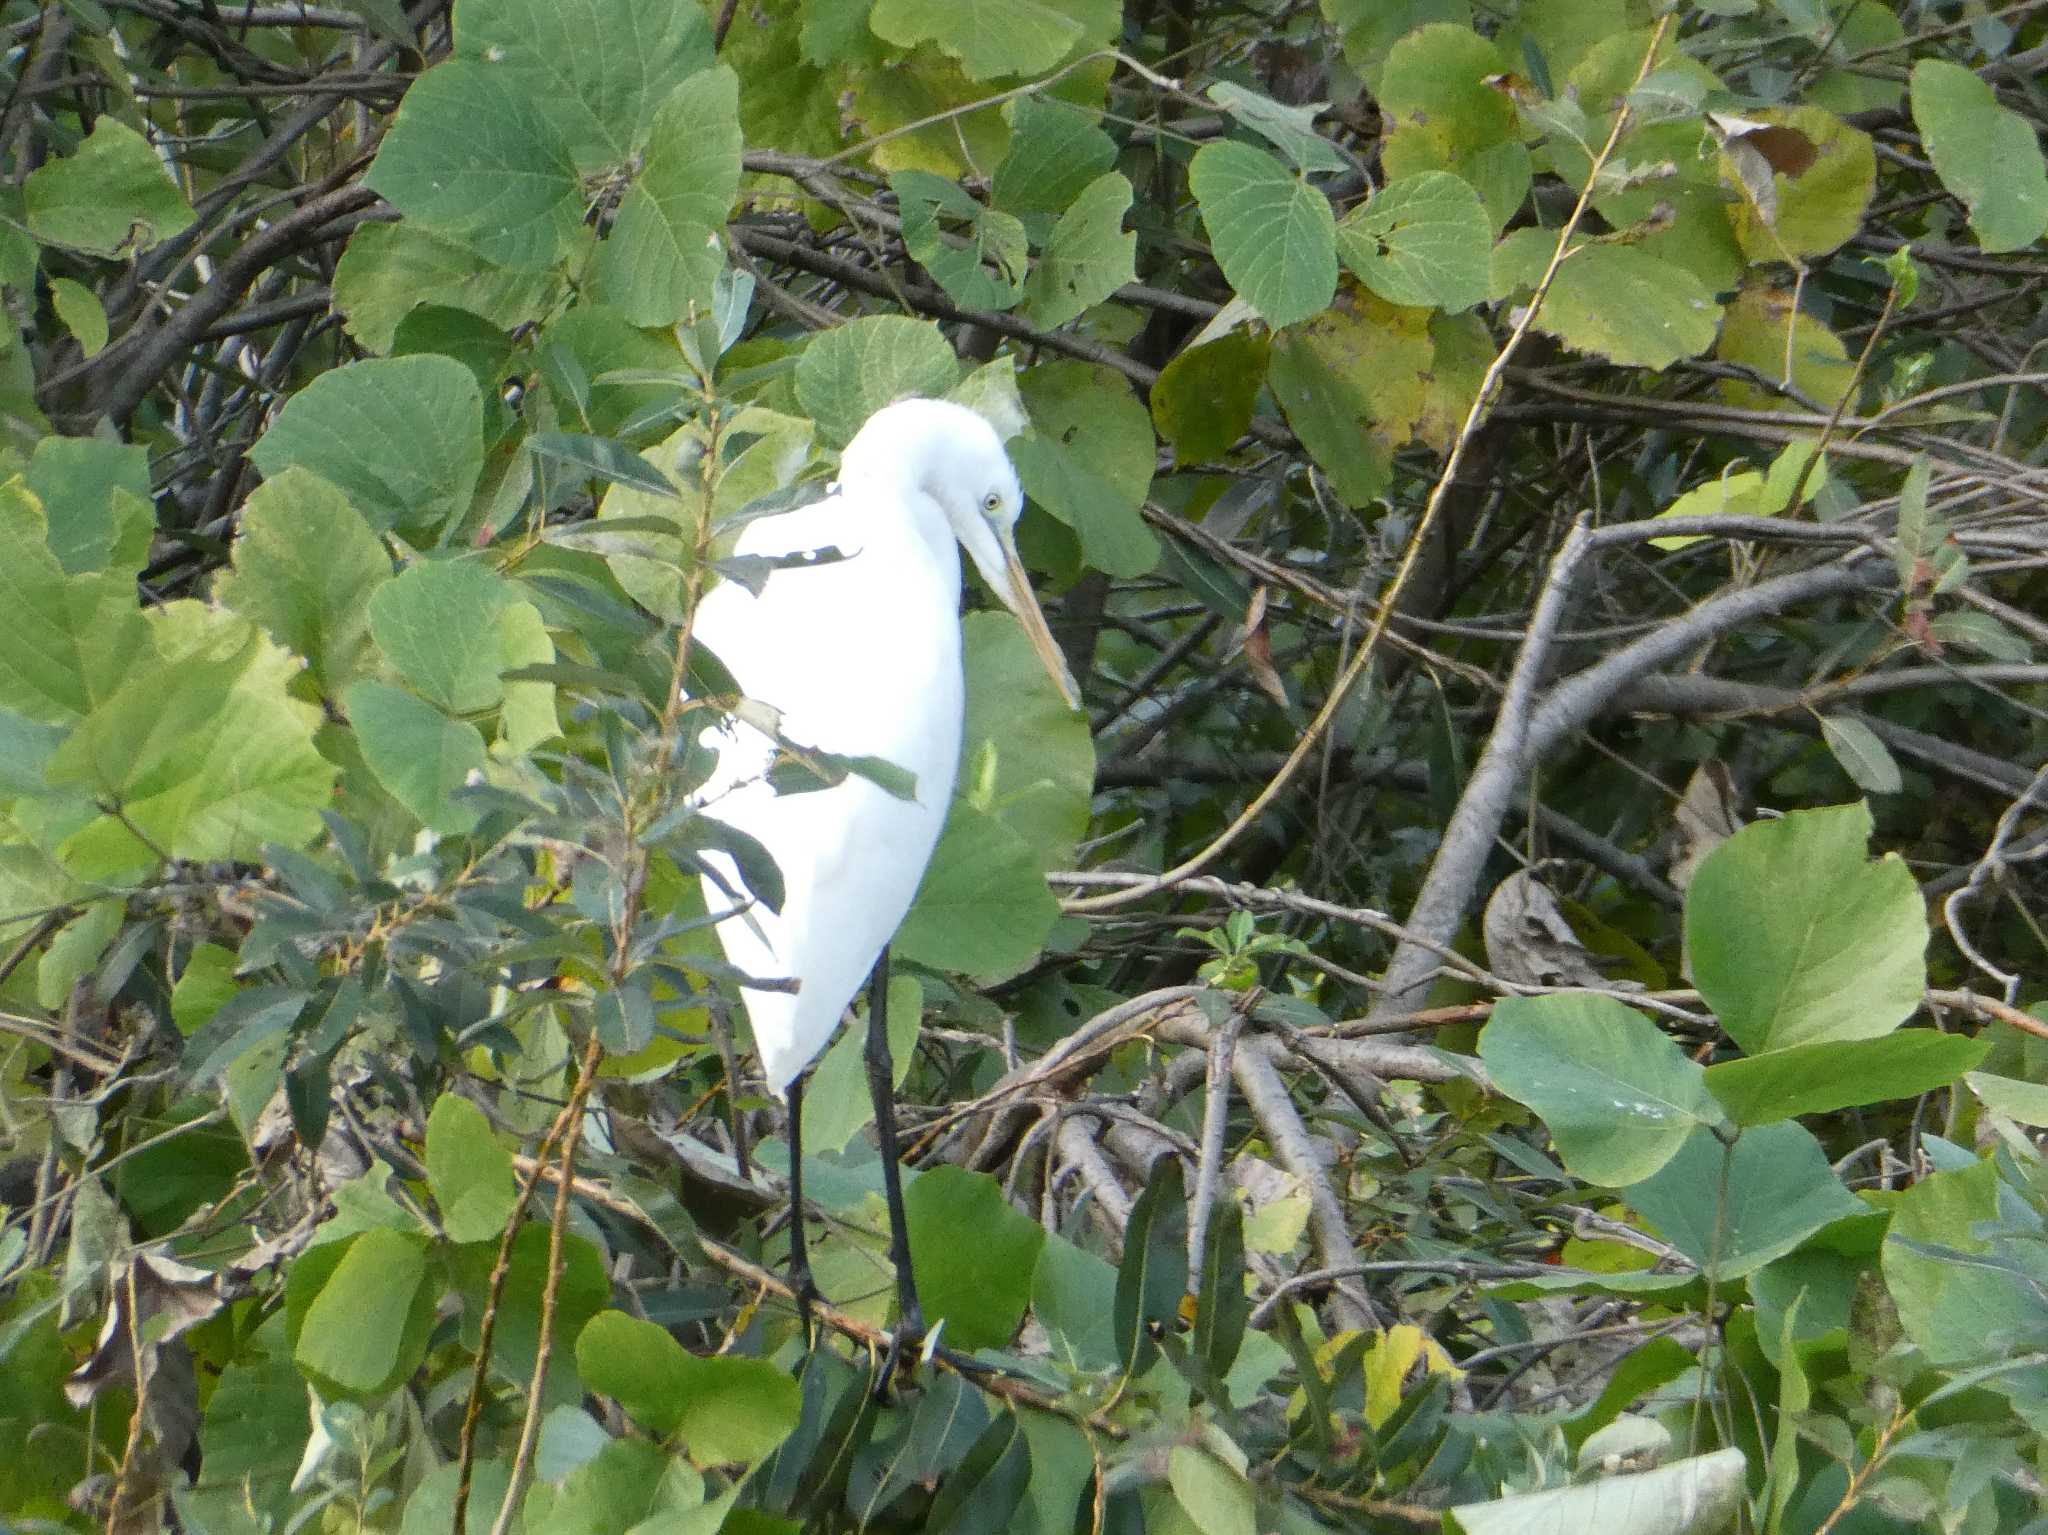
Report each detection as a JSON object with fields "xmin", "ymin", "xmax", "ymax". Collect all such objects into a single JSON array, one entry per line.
[{"xmin": 1, "ymin": 0, "xmax": 2046, "ymax": 1530}]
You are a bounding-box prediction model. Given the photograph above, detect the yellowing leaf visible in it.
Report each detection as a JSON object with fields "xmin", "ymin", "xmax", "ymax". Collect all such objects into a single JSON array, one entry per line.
[{"xmin": 1648, "ymin": 470, "xmax": 1764, "ymax": 551}]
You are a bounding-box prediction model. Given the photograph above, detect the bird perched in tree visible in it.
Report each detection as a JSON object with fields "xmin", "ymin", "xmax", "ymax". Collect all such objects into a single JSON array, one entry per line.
[{"xmin": 691, "ymin": 397, "xmax": 1078, "ymax": 1350}]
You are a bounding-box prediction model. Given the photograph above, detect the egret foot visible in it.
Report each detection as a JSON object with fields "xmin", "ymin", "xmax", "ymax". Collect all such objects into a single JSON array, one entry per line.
[{"xmin": 863, "ymin": 949, "xmax": 933, "ymax": 1399}]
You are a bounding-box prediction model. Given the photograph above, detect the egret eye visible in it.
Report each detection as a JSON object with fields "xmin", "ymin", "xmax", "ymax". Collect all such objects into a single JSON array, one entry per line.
[{"xmin": 981, "ymin": 491, "xmax": 1003, "ymax": 515}]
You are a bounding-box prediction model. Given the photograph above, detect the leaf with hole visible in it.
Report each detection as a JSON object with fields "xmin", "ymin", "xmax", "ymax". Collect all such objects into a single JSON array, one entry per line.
[
  {"xmin": 1023, "ymin": 171, "xmax": 1135, "ymax": 330},
  {"xmin": 1336, "ymin": 171, "xmax": 1492, "ymax": 311}
]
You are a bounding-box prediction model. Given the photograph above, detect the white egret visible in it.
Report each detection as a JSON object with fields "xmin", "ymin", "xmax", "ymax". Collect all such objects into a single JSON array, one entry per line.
[{"xmin": 691, "ymin": 397, "xmax": 1079, "ymax": 1349}]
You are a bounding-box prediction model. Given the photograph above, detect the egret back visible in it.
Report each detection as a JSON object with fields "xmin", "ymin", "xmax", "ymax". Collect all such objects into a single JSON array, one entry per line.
[{"xmin": 691, "ymin": 482, "xmax": 964, "ymax": 1092}]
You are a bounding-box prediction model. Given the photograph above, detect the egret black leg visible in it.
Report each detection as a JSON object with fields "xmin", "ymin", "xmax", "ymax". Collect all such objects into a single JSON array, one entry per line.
[
  {"xmin": 864, "ymin": 946, "xmax": 925, "ymax": 1369},
  {"xmin": 784, "ymin": 1072, "xmax": 821, "ymax": 1345}
]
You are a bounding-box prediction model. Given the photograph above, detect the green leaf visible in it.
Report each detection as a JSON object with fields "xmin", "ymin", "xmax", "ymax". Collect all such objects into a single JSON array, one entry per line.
[
  {"xmin": 35, "ymin": 899, "xmax": 122, "ymax": 1011},
  {"xmin": 592, "ymin": 67, "xmax": 742, "ymax": 327},
  {"xmin": 171, "ymin": 942, "xmax": 240, "ymax": 1036},
  {"xmin": 868, "ymin": 0, "xmax": 1118, "ymax": 80},
  {"xmin": 1009, "ymin": 360, "xmax": 1156, "ymax": 577},
  {"xmin": 451, "ymin": 1224, "xmax": 609, "ymax": 1384},
  {"xmin": 1268, "ymin": 289, "xmax": 1433, "ymax": 507},
  {"xmin": 1964, "ymin": 1071, "xmax": 2048, "ymax": 1127},
  {"xmin": 959, "ymin": 608, "xmax": 1095, "ymax": 862},
  {"xmin": 1192, "ymin": 1196, "xmax": 1250, "ymax": 1385},
  {"xmin": 1114, "ymin": 1152, "xmax": 1187, "ymax": 1373},
  {"xmin": 332, "ymin": 220, "xmax": 563, "ymax": 353},
  {"xmin": 23, "ymin": 117, "xmax": 196, "ymax": 256},
  {"xmin": 180, "ymin": 1355, "xmax": 308, "ymax": 1534},
  {"xmin": 1625, "ymin": 1121, "xmax": 1863, "ymax": 1280},
  {"xmin": 344, "ymin": 679, "xmax": 490, "ymax": 833},
  {"xmin": 530, "ymin": 431, "xmax": 685, "ymax": 501},
  {"xmin": 1704, "ymin": 1032, "xmax": 1988, "ymax": 1126},
  {"xmin": 216, "ymin": 467, "xmax": 392, "ymax": 697},
  {"xmin": 849, "ymin": 1372, "xmax": 989, "ymax": 1524},
  {"xmin": 897, "ymin": 802, "xmax": 1059, "ymax": 978},
  {"xmin": 1882, "ymin": 1156, "xmax": 2042, "ymax": 1367},
  {"xmin": 46, "ymin": 606, "xmax": 336, "ymax": 876},
  {"xmin": 903, "ymin": 1166, "xmax": 1045, "ymax": 1349},
  {"xmin": 1152, "ymin": 333, "xmax": 1269, "ymax": 463},
  {"xmin": 23, "ymin": 434, "xmax": 151, "ymax": 576},
  {"xmin": 993, "ymin": 96, "xmax": 1117, "ymax": 217},
  {"xmin": 1188, "ymin": 141, "xmax": 1337, "ymax": 330},
  {"xmin": 0, "ymin": 479, "xmax": 147, "ymax": 724},
  {"xmin": 1207, "ymin": 81, "xmax": 1347, "ymax": 175},
  {"xmin": 800, "ymin": 974, "xmax": 920, "ymax": 1155},
  {"xmin": 924, "ymin": 1411, "xmax": 1031, "ymax": 1535},
  {"xmin": 575, "ymin": 1309, "xmax": 800, "ymax": 1461},
  {"xmin": 368, "ymin": 559, "xmax": 519, "ymax": 714},
  {"xmin": 425, "ymin": 1093, "xmax": 516, "ymax": 1243},
  {"xmin": 895, "ymin": 171, "xmax": 1028, "ymax": 312},
  {"xmin": 399, "ymin": 1461, "xmax": 516, "ymax": 1535},
  {"xmin": 495, "ymin": 602, "xmax": 559, "ymax": 753},
  {"xmin": 1335, "ymin": 171, "xmax": 1492, "ymax": 311},
  {"xmin": 1521, "ymin": 244, "xmax": 1721, "ymax": 370},
  {"xmin": 1817, "ymin": 713, "xmax": 1902, "ymax": 795},
  {"xmin": 1446, "ymin": 1448, "xmax": 1746, "ymax": 1535},
  {"xmin": 573, "ymin": 1310, "xmax": 691, "ymax": 1435},
  {"xmin": 363, "ymin": 59, "xmax": 581, "ymax": 270},
  {"xmin": 453, "ymin": 0, "xmax": 712, "ymax": 171},
  {"xmin": 1646, "ymin": 469, "xmax": 1764, "ymax": 551},
  {"xmin": 795, "ymin": 315, "xmax": 960, "ymax": 447},
  {"xmin": 294, "ymin": 1228, "xmax": 438, "ymax": 1398},
  {"xmin": 250, "ymin": 356, "xmax": 484, "ymax": 538},
  {"xmin": 1023, "ymin": 170, "xmax": 1135, "ymax": 329},
  {"xmin": 1378, "ymin": 23, "xmax": 1527, "ymax": 225},
  {"xmin": 1715, "ymin": 285, "xmax": 1856, "ymax": 412},
  {"xmin": 1015, "ymin": 1410, "xmax": 1096, "ymax": 1535},
  {"xmin": 1927, "ymin": 610, "xmax": 2031, "ymax": 663},
  {"xmin": 48, "ymin": 277, "xmax": 106, "ymax": 356},
  {"xmin": 1030, "ymin": 1234, "xmax": 1120, "ymax": 1370},
  {"xmin": 1911, "ymin": 59, "xmax": 2048, "ymax": 254},
  {"xmin": 1168, "ymin": 1445, "xmax": 1256, "ymax": 1535},
  {"xmin": 1685, "ymin": 803, "xmax": 1929, "ymax": 1053},
  {"xmin": 1480, "ymin": 994, "xmax": 1725, "ymax": 1185}
]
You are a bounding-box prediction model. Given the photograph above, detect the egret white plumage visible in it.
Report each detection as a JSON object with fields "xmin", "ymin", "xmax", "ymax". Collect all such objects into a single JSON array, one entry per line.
[{"xmin": 691, "ymin": 397, "xmax": 1078, "ymax": 1347}]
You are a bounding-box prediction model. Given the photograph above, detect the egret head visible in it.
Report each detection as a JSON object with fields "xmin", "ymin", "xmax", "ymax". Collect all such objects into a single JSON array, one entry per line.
[{"xmin": 842, "ymin": 399, "xmax": 1081, "ymax": 709}]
